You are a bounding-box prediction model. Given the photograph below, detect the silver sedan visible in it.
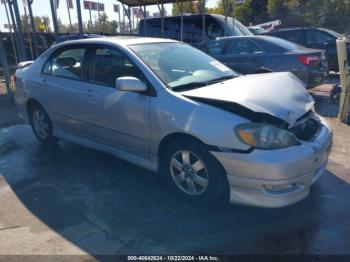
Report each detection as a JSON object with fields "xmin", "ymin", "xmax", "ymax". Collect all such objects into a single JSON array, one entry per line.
[{"xmin": 14, "ymin": 37, "xmax": 332, "ymax": 207}]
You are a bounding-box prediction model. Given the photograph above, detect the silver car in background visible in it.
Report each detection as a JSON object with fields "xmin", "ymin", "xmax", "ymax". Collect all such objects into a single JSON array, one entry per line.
[{"xmin": 14, "ymin": 37, "xmax": 332, "ymax": 208}]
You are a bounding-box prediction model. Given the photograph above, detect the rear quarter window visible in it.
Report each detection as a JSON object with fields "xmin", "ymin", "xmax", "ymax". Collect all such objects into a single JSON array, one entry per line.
[{"xmin": 279, "ymin": 30, "xmax": 305, "ymax": 44}]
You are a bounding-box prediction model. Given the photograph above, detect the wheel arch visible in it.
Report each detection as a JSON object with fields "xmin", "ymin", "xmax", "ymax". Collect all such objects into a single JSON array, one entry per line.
[
  {"xmin": 26, "ymin": 98, "xmax": 44, "ymax": 122},
  {"xmin": 157, "ymin": 132, "xmax": 225, "ymax": 173},
  {"xmin": 157, "ymin": 132, "xmax": 230, "ymax": 201},
  {"xmin": 158, "ymin": 133, "xmax": 205, "ymax": 159}
]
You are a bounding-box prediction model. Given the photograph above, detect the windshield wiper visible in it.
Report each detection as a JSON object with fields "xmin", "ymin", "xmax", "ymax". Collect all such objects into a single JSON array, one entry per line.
[
  {"xmin": 172, "ymin": 75, "xmax": 237, "ymax": 92},
  {"xmin": 206, "ymin": 75, "xmax": 237, "ymax": 84},
  {"xmin": 171, "ymin": 82, "xmax": 208, "ymax": 92}
]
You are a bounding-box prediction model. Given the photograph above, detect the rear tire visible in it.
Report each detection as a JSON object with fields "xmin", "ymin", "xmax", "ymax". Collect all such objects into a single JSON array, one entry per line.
[
  {"xmin": 29, "ymin": 104, "xmax": 56, "ymax": 145},
  {"xmin": 162, "ymin": 138, "xmax": 229, "ymax": 204}
]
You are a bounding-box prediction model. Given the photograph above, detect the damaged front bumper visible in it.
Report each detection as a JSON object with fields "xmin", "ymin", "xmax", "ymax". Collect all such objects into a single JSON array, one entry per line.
[{"xmin": 211, "ymin": 117, "xmax": 332, "ymax": 208}]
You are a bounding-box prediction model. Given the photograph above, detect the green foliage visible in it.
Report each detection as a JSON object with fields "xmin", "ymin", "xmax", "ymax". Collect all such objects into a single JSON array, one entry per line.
[
  {"xmin": 207, "ymin": 0, "xmax": 349, "ymax": 34},
  {"xmin": 267, "ymin": 0, "xmax": 304, "ymax": 26},
  {"xmin": 21, "ymin": 15, "xmax": 52, "ymax": 33},
  {"xmin": 301, "ymin": 0, "xmax": 350, "ymax": 33},
  {"xmin": 172, "ymin": 0, "xmax": 201, "ymax": 15},
  {"xmin": 207, "ymin": 0, "xmax": 271, "ymax": 25}
]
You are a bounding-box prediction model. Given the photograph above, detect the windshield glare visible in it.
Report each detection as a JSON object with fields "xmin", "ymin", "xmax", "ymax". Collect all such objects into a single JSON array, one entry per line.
[{"xmin": 129, "ymin": 43, "xmax": 238, "ymax": 90}]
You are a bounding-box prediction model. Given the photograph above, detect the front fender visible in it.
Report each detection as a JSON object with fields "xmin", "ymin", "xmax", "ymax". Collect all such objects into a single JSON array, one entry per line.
[{"xmin": 149, "ymin": 89, "xmax": 251, "ymax": 156}]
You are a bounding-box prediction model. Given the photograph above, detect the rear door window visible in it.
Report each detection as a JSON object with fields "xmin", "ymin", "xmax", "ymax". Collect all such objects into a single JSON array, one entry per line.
[
  {"xmin": 225, "ymin": 39, "xmax": 263, "ymax": 55},
  {"xmin": 279, "ymin": 30, "xmax": 305, "ymax": 44},
  {"xmin": 47, "ymin": 47, "xmax": 86, "ymax": 80}
]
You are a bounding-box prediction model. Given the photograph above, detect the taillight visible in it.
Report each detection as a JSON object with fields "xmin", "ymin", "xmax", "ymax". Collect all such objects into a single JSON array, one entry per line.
[{"xmin": 298, "ymin": 55, "xmax": 320, "ymax": 65}]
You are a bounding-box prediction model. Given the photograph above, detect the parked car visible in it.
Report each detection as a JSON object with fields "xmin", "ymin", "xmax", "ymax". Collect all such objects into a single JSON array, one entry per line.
[
  {"xmin": 14, "ymin": 37, "xmax": 332, "ymax": 207},
  {"xmin": 138, "ymin": 14, "xmax": 252, "ymax": 46},
  {"xmin": 53, "ymin": 33, "xmax": 105, "ymax": 45},
  {"xmin": 248, "ymin": 26, "xmax": 267, "ymax": 35},
  {"xmin": 199, "ymin": 35, "xmax": 328, "ymax": 88},
  {"xmin": 266, "ymin": 27, "xmax": 350, "ymax": 71}
]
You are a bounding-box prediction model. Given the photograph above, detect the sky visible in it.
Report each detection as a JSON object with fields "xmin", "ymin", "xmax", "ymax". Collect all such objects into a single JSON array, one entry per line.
[{"xmin": 0, "ymin": 0, "xmax": 218, "ymax": 32}]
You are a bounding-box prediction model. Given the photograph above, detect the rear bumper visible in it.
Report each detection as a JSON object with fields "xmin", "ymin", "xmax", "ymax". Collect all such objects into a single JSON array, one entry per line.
[
  {"xmin": 292, "ymin": 67, "xmax": 328, "ymax": 88},
  {"xmin": 307, "ymin": 69, "xmax": 329, "ymax": 88},
  {"xmin": 211, "ymin": 117, "xmax": 332, "ymax": 208}
]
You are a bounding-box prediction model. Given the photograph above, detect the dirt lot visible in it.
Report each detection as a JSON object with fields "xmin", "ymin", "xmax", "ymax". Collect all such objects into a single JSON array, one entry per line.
[{"xmin": 0, "ymin": 81, "xmax": 349, "ymax": 259}]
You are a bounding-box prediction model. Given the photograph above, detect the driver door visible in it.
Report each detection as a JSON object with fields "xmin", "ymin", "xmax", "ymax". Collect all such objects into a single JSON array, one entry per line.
[{"xmin": 81, "ymin": 46, "xmax": 151, "ymax": 156}]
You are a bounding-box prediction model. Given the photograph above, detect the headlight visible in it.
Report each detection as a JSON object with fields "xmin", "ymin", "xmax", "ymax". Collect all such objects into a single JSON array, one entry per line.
[{"xmin": 235, "ymin": 123, "xmax": 299, "ymax": 150}]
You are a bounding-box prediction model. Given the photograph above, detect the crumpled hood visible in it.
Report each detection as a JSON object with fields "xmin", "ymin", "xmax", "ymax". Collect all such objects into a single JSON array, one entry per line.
[{"xmin": 181, "ymin": 72, "xmax": 314, "ymax": 126}]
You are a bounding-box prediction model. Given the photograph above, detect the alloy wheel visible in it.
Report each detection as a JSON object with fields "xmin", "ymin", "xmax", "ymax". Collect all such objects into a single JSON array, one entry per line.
[
  {"xmin": 170, "ymin": 150, "xmax": 209, "ymax": 195},
  {"xmin": 32, "ymin": 109, "xmax": 50, "ymax": 140}
]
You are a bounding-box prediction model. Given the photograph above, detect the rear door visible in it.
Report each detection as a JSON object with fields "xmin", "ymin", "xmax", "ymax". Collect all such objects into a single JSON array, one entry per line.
[
  {"xmin": 39, "ymin": 45, "xmax": 88, "ymax": 133},
  {"xmin": 80, "ymin": 45, "xmax": 151, "ymax": 156},
  {"xmin": 219, "ymin": 39, "xmax": 265, "ymax": 74}
]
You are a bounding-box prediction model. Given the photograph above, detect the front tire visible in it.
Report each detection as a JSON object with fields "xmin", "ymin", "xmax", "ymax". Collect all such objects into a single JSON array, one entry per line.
[
  {"xmin": 29, "ymin": 104, "xmax": 55, "ymax": 145},
  {"xmin": 162, "ymin": 138, "xmax": 228, "ymax": 204}
]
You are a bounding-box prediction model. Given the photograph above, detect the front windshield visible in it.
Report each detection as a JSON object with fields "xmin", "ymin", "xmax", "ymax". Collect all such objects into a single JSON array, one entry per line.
[
  {"xmin": 129, "ymin": 42, "xmax": 238, "ymax": 91},
  {"xmin": 229, "ymin": 18, "xmax": 253, "ymax": 36}
]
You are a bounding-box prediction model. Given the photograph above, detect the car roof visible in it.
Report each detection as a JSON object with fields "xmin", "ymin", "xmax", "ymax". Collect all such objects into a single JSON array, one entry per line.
[
  {"xmin": 53, "ymin": 36, "xmax": 178, "ymax": 48},
  {"xmin": 271, "ymin": 27, "xmax": 329, "ymax": 32},
  {"xmin": 214, "ymin": 35, "xmax": 270, "ymax": 41}
]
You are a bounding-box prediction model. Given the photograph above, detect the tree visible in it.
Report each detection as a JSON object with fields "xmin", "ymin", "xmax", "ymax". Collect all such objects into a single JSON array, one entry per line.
[
  {"xmin": 42, "ymin": 16, "xmax": 52, "ymax": 33},
  {"xmin": 267, "ymin": 0, "xmax": 304, "ymax": 26},
  {"xmin": 206, "ymin": 0, "xmax": 349, "ymax": 33},
  {"xmin": 301, "ymin": 0, "xmax": 350, "ymax": 33},
  {"xmin": 21, "ymin": 15, "xmax": 31, "ymax": 32},
  {"xmin": 58, "ymin": 18, "xmax": 69, "ymax": 33},
  {"xmin": 172, "ymin": 0, "xmax": 201, "ymax": 15},
  {"xmin": 33, "ymin": 17, "xmax": 47, "ymax": 32},
  {"xmin": 236, "ymin": 0, "xmax": 269, "ymax": 25},
  {"xmin": 21, "ymin": 15, "xmax": 53, "ymax": 33},
  {"xmin": 207, "ymin": 0, "xmax": 269, "ymax": 25}
]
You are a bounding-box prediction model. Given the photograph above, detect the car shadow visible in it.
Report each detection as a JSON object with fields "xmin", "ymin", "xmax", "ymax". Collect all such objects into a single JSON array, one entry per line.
[{"xmin": 1, "ymin": 125, "xmax": 350, "ymax": 256}]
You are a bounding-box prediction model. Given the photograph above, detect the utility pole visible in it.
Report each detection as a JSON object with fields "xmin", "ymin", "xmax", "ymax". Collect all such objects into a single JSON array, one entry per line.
[
  {"xmin": 0, "ymin": 31, "xmax": 12, "ymax": 97},
  {"xmin": 66, "ymin": 0, "xmax": 72, "ymax": 32},
  {"xmin": 50, "ymin": 0, "xmax": 59, "ymax": 37},
  {"xmin": 22, "ymin": 0, "xmax": 34, "ymax": 59},
  {"xmin": 27, "ymin": 0, "xmax": 39, "ymax": 58},
  {"xmin": 336, "ymin": 38, "xmax": 350, "ymax": 123},
  {"xmin": 8, "ymin": 0, "xmax": 20, "ymax": 55},
  {"xmin": 76, "ymin": 0, "xmax": 83, "ymax": 35},
  {"xmin": 201, "ymin": 0, "xmax": 205, "ymax": 41},
  {"xmin": 232, "ymin": 0, "xmax": 236, "ymax": 31},
  {"xmin": 88, "ymin": 2, "xmax": 93, "ymax": 32},
  {"xmin": 224, "ymin": 0, "xmax": 228, "ymax": 36},
  {"xmin": 180, "ymin": 0, "xmax": 183, "ymax": 41},
  {"xmin": 4, "ymin": 0, "xmax": 18, "ymax": 63},
  {"xmin": 11, "ymin": 0, "xmax": 28, "ymax": 61}
]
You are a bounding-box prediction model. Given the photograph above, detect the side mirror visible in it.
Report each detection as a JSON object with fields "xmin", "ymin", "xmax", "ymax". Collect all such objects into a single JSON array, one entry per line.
[{"xmin": 115, "ymin": 77, "xmax": 147, "ymax": 93}]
